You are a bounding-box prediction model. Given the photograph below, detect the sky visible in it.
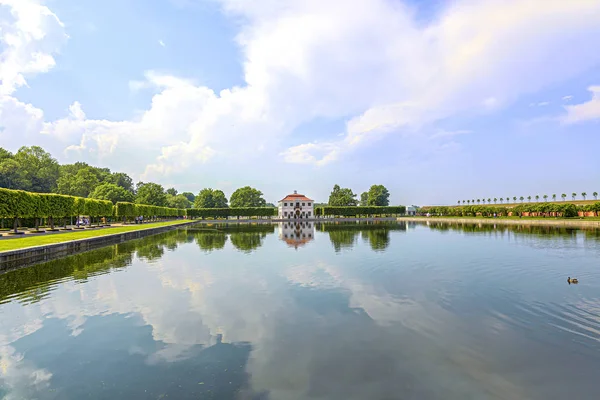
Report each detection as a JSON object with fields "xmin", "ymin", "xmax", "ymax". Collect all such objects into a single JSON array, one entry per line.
[{"xmin": 1, "ymin": 0, "xmax": 600, "ymax": 205}]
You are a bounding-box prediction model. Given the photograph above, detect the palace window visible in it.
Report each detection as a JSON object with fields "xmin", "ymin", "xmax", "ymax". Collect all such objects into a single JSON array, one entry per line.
[
  {"xmin": 284, "ymin": 212, "xmax": 288, "ymax": 217},
  {"xmin": 284, "ymin": 202, "xmax": 287, "ymax": 206},
  {"xmin": 308, "ymin": 202, "xmax": 311, "ymax": 206},
  {"xmin": 308, "ymin": 211, "xmax": 311, "ymax": 216},
  {"xmin": 302, "ymin": 202, "xmax": 305, "ymax": 206}
]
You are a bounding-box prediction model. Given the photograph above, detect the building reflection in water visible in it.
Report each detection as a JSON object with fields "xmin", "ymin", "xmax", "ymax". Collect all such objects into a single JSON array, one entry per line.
[{"xmin": 278, "ymin": 222, "xmax": 315, "ymax": 249}]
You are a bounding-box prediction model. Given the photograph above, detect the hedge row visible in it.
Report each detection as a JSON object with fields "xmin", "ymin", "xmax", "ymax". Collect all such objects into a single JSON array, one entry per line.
[
  {"xmin": 418, "ymin": 202, "xmax": 600, "ymax": 218},
  {"xmin": 114, "ymin": 202, "xmax": 186, "ymax": 221},
  {"xmin": 187, "ymin": 207, "xmax": 277, "ymax": 219},
  {"xmin": 316, "ymin": 206, "xmax": 407, "ymax": 217},
  {"xmin": 0, "ymin": 188, "xmax": 185, "ymax": 232}
]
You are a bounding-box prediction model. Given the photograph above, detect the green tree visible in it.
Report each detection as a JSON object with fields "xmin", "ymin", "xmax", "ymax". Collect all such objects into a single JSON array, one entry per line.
[
  {"xmin": 13, "ymin": 146, "xmax": 59, "ymax": 192},
  {"xmin": 561, "ymin": 193, "xmax": 567, "ymax": 201},
  {"xmin": 594, "ymin": 192, "xmax": 598, "ymax": 200},
  {"xmin": 494, "ymin": 198, "xmax": 497, "ymax": 204},
  {"xmin": 109, "ymin": 172, "xmax": 134, "ymax": 192},
  {"xmin": 499, "ymin": 198, "xmax": 503, "ymax": 203},
  {"xmin": 527, "ymin": 195, "xmax": 531, "ymax": 202},
  {"xmin": 543, "ymin": 195, "xmax": 548, "ymax": 201},
  {"xmin": 328, "ymin": 185, "xmax": 358, "ymax": 206},
  {"xmin": 513, "ymin": 196, "xmax": 517, "ymax": 202},
  {"xmin": 572, "ymin": 192, "xmax": 577, "ymax": 200},
  {"xmin": 553, "ymin": 194, "xmax": 557, "ymax": 201},
  {"xmin": 0, "ymin": 158, "xmax": 25, "ymax": 189},
  {"xmin": 89, "ymin": 183, "xmax": 135, "ymax": 203},
  {"xmin": 135, "ymin": 182, "xmax": 168, "ymax": 206},
  {"xmin": 230, "ymin": 186, "xmax": 266, "ymax": 208},
  {"xmin": 166, "ymin": 187, "xmax": 178, "ymax": 196},
  {"xmin": 195, "ymin": 188, "xmax": 228, "ymax": 208},
  {"xmin": 366, "ymin": 185, "xmax": 390, "ymax": 206},
  {"xmin": 582, "ymin": 192, "xmax": 587, "ymax": 200},
  {"xmin": 535, "ymin": 195, "xmax": 539, "ymax": 202},
  {"xmin": 520, "ymin": 196, "xmax": 524, "ymax": 202},
  {"xmin": 167, "ymin": 194, "xmax": 192, "ymax": 209},
  {"xmin": 56, "ymin": 167, "xmax": 100, "ymax": 197},
  {"xmin": 361, "ymin": 192, "xmax": 369, "ymax": 206},
  {"xmin": 181, "ymin": 192, "xmax": 195, "ymax": 202},
  {"xmin": 487, "ymin": 198, "xmax": 491, "ymax": 204}
]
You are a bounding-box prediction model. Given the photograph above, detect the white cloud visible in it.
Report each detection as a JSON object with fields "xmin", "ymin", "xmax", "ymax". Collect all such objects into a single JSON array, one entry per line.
[
  {"xmin": 158, "ymin": 39, "xmax": 165, "ymax": 47},
  {"xmin": 537, "ymin": 101, "xmax": 550, "ymax": 106},
  {"xmin": 562, "ymin": 95, "xmax": 574, "ymax": 101},
  {"xmin": 2, "ymin": 0, "xmax": 600, "ymax": 178},
  {"xmin": 562, "ymin": 86, "xmax": 600, "ymax": 124},
  {"xmin": 429, "ymin": 129, "xmax": 472, "ymax": 140}
]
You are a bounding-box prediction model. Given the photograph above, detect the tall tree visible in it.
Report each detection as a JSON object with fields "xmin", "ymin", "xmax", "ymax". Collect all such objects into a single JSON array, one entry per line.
[
  {"xmin": 109, "ymin": 172, "xmax": 134, "ymax": 192},
  {"xmin": 0, "ymin": 158, "xmax": 25, "ymax": 189},
  {"xmin": 582, "ymin": 192, "xmax": 587, "ymax": 200},
  {"xmin": 367, "ymin": 185, "xmax": 390, "ymax": 206},
  {"xmin": 167, "ymin": 194, "xmax": 192, "ymax": 209},
  {"xmin": 135, "ymin": 182, "xmax": 168, "ymax": 206},
  {"xmin": 572, "ymin": 192, "xmax": 577, "ymax": 200},
  {"xmin": 553, "ymin": 194, "xmax": 557, "ymax": 201},
  {"xmin": 13, "ymin": 146, "xmax": 59, "ymax": 192},
  {"xmin": 328, "ymin": 184, "xmax": 358, "ymax": 206},
  {"xmin": 535, "ymin": 195, "xmax": 539, "ymax": 202},
  {"xmin": 56, "ymin": 166, "xmax": 100, "ymax": 197},
  {"xmin": 230, "ymin": 186, "xmax": 266, "ymax": 207},
  {"xmin": 166, "ymin": 188, "xmax": 178, "ymax": 196},
  {"xmin": 594, "ymin": 192, "xmax": 598, "ymax": 200},
  {"xmin": 361, "ymin": 192, "xmax": 369, "ymax": 206},
  {"xmin": 561, "ymin": 193, "xmax": 567, "ymax": 201},
  {"xmin": 181, "ymin": 192, "xmax": 196, "ymax": 202},
  {"xmin": 527, "ymin": 195, "xmax": 531, "ymax": 202},
  {"xmin": 195, "ymin": 188, "xmax": 228, "ymax": 208},
  {"xmin": 90, "ymin": 183, "xmax": 135, "ymax": 203},
  {"xmin": 543, "ymin": 195, "xmax": 548, "ymax": 201},
  {"xmin": 494, "ymin": 198, "xmax": 497, "ymax": 204}
]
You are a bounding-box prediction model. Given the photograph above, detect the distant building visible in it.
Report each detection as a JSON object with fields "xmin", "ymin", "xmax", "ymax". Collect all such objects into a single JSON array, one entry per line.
[
  {"xmin": 278, "ymin": 221, "xmax": 315, "ymax": 249},
  {"xmin": 406, "ymin": 206, "xmax": 417, "ymax": 216},
  {"xmin": 278, "ymin": 191, "xmax": 314, "ymax": 219}
]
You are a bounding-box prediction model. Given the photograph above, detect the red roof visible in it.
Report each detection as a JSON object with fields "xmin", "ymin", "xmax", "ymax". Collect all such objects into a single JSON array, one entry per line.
[{"xmin": 279, "ymin": 193, "xmax": 314, "ymax": 202}]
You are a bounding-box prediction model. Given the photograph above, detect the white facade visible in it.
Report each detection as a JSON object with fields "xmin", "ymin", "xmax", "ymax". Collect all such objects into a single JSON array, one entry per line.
[
  {"xmin": 406, "ymin": 206, "xmax": 417, "ymax": 216},
  {"xmin": 278, "ymin": 191, "xmax": 315, "ymax": 219}
]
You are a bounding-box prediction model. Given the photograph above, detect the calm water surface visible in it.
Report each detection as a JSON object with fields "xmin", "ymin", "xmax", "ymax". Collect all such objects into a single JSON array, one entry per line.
[{"xmin": 1, "ymin": 221, "xmax": 599, "ymax": 400}]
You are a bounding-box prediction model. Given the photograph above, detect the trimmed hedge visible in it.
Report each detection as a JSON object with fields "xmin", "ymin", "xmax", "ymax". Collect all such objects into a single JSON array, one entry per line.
[
  {"xmin": 418, "ymin": 202, "xmax": 597, "ymax": 218},
  {"xmin": 0, "ymin": 188, "xmax": 184, "ymax": 232},
  {"xmin": 114, "ymin": 202, "xmax": 186, "ymax": 222},
  {"xmin": 317, "ymin": 206, "xmax": 406, "ymax": 217},
  {"xmin": 187, "ymin": 207, "xmax": 277, "ymax": 219}
]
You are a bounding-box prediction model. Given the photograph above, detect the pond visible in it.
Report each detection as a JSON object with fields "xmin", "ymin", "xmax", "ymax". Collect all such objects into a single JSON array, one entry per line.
[{"xmin": 0, "ymin": 221, "xmax": 599, "ymax": 399}]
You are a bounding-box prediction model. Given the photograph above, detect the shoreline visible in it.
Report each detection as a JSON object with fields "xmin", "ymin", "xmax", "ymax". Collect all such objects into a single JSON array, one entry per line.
[
  {"xmin": 0, "ymin": 220, "xmax": 198, "ymax": 273},
  {"xmin": 398, "ymin": 216, "xmax": 600, "ymax": 228}
]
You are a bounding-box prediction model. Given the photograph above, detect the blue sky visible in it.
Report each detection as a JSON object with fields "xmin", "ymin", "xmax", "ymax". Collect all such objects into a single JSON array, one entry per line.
[{"xmin": 1, "ymin": 0, "xmax": 600, "ymax": 205}]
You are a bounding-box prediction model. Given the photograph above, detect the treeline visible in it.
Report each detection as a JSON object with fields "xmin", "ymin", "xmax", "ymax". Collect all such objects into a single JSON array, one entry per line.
[
  {"xmin": 457, "ymin": 192, "xmax": 599, "ymax": 205},
  {"xmin": 316, "ymin": 206, "xmax": 406, "ymax": 217},
  {"xmin": 328, "ymin": 184, "xmax": 391, "ymax": 206},
  {"xmin": 0, "ymin": 146, "xmax": 274, "ymax": 210},
  {"xmin": 419, "ymin": 202, "xmax": 600, "ymax": 218}
]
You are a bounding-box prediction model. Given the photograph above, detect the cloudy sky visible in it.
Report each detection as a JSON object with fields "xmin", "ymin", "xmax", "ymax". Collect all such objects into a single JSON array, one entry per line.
[{"xmin": 1, "ymin": 0, "xmax": 600, "ymax": 205}]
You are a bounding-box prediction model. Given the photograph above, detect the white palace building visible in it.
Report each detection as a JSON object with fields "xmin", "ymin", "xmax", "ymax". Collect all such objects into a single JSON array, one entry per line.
[{"xmin": 278, "ymin": 191, "xmax": 314, "ymax": 219}]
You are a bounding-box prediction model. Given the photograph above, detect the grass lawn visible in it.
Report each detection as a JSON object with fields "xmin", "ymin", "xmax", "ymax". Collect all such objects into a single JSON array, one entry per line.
[{"xmin": 0, "ymin": 220, "xmax": 193, "ymax": 252}]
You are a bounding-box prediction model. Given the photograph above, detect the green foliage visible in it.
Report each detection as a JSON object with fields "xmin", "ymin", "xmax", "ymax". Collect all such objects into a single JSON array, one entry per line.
[
  {"xmin": 166, "ymin": 188, "xmax": 178, "ymax": 196},
  {"xmin": 360, "ymin": 192, "xmax": 368, "ymax": 206},
  {"xmin": 56, "ymin": 166, "xmax": 100, "ymax": 197},
  {"xmin": 0, "ymin": 157, "xmax": 25, "ymax": 189},
  {"xmin": 167, "ymin": 194, "xmax": 192, "ymax": 209},
  {"xmin": 419, "ymin": 202, "xmax": 599, "ymax": 218},
  {"xmin": 366, "ymin": 184, "xmax": 390, "ymax": 206},
  {"xmin": 12, "ymin": 146, "xmax": 60, "ymax": 193},
  {"xmin": 181, "ymin": 192, "xmax": 195, "ymax": 202},
  {"xmin": 328, "ymin": 184, "xmax": 358, "ymax": 206},
  {"xmin": 229, "ymin": 186, "xmax": 266, "ymax": 208},
  {"xmin": 195, "ymin": 188, "xmax": 229, "ymax": 208},
  {"xmin": 187, "ymin": 207, "xmax": 277, "ymax": 219},
  {"xmin": 108, "ymin": 172, "xmax": 134, "ymax": 192},
  {"xmin": 90, "ymin": 183, "xmax": 135, "ymax": 203},
  {"xmin": 135, "ymin": 182, "xmax": 168, "ymax": 206},
  {"xmin": 318, "ymin": 206, "xmax": 406, "ymax": 217}
]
